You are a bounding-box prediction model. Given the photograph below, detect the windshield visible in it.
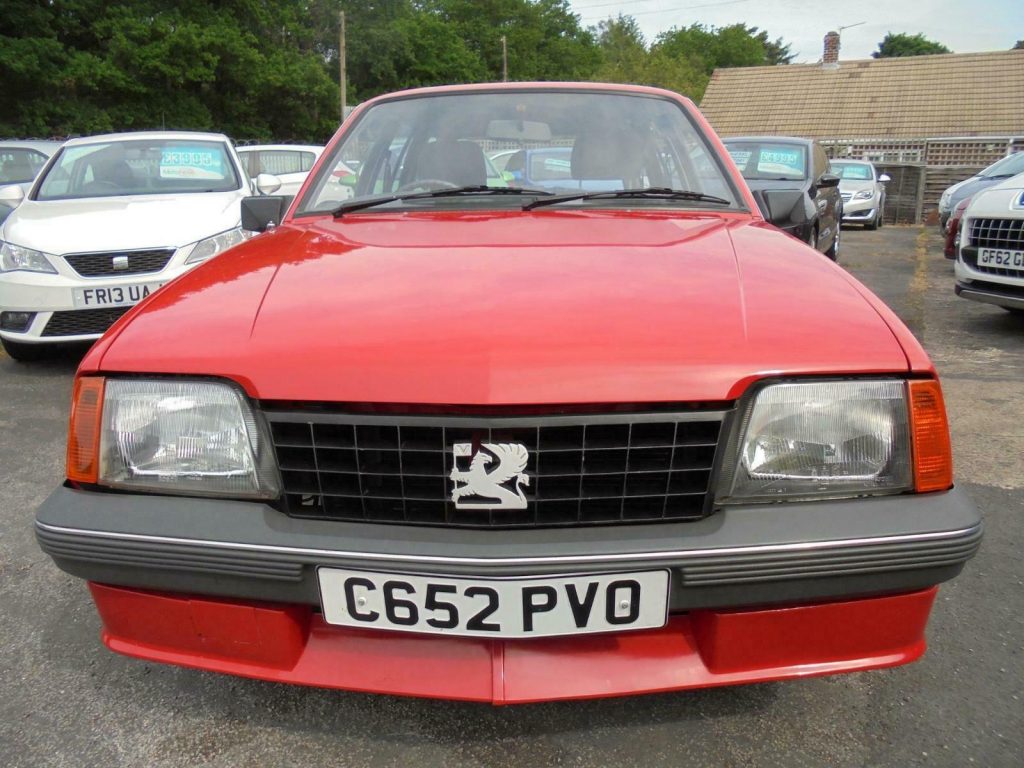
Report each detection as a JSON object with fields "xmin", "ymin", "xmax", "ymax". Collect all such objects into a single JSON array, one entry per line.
[
  {"xmin": 831, "ymin": 162, "xmax": 874, "ymax": 181},
  {"xmin": 298, "ymin": 90, "xmax": 738, "ymax": 214},
  {"xmin": 0, "ymin": 148, "xmax": 49, "ymax": 184},
  {"xmin": 725, "ymin": 141, "xmax": 807, "ymax": 181},
  {"xmin": 35, "ymin": 139, "xmax": 241, "ymax": 200},
  {"xmin": 981, "ymin": 152, "xmax": 1024, "ymax": 178}
]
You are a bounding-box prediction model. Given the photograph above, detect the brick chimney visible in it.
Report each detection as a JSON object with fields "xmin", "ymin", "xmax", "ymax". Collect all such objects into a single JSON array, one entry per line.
[{"xmin": 823, "ymin": 31, "xmax": 841, "ymax": 67}]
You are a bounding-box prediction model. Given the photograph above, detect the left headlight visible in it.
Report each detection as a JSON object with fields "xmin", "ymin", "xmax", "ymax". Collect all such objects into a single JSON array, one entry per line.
[
  {"xmin": 0, "ymin": 241, "xmax": 57, "ymax": 274},
  {"xmin": 185, "ymin": 227, "xmax": 252, "ymax": 265},
  {"xmin": 852, "ymin": 189, "xmax": 875, "ymax": 201},
  {"xmin": 719, "ymin": 380, "xmax": 913, "ymax": 503},
  {"xmin": 95, "ymin": 379, "xmax": 279, "ymax": 498}
]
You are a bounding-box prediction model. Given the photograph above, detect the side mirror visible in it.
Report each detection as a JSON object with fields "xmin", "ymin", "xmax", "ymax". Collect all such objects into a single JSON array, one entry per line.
[
  {"xmin": 0, "ymin": 184, "xmax": 25, "ymax": 207},
  {"xmin": 751, "ymin": 189, "xmax": 808, "ymax": 227},
  {"xmin": 255, "ymin": 173, "xmax": 282, "ymax": 195},
  {"xmin": 818, "ymin": 173, "xmax": 841, "ymax": 188},
  {"xmin": 241, "ymin": 195, "xmax": 292, "ymax": 233},
  {"xmin": 878, "ymin": 173, "xmax": 891, "ymax": 183}
]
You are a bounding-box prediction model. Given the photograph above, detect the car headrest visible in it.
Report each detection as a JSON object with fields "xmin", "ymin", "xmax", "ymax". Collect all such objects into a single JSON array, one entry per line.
[
  {"xmin": 571, "ymin": 126, "xmax": 645, "ymax": 183},
  {"xmin": 416, "ymin": 140, "xmax": 486, "ymax": 187}
]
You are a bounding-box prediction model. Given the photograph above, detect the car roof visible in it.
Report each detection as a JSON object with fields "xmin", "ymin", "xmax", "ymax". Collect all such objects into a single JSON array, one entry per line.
[
  {"xmin": 236, "ymin": 144, "xmax": 324, "ymax": 153},
  {"xmin": 0, "ymin": 140, "xmax": 64, "ymax": 155},
  {"xmin": 62, "ymin": 131, "xmax": 231, "ymax": 147},
  {"xmin": 722, "ymin": 136, "xmax": 815, "ymax": 147}
]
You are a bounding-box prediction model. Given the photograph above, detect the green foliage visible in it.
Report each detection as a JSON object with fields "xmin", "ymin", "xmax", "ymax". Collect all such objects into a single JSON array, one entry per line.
[
  {"xmin": 0, "ymin": 1, "xmax": 791, "ymax": 140},
  {"xmin": 592, "ymin": 19, "xmax": 793, "ymax": 102},
  {"xmin": 872, "ymin": 32, "xmax": 952, "ymax": 58},
  {"xmin": 0, "ymin": 0, "xmax": 340, "ymax": 141},
  {"xmin": 1014, "ymin": 41, "xmax": 1024, "ymax": 50}
]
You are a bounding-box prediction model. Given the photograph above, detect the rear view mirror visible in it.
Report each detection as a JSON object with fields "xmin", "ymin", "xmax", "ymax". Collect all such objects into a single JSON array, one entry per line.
[
  {"xmin": 0, "ymin": 184, "xmax": 25, "ymax": 207},
  {"xmin": 255, "ymin": 173, "xmax": 282, "ymax": 195},
  {"xmin": 752, "ymin": 189, "xmax": 808, "ymax": 228},
  {"xmin": 486, "ymin": 120, "xmax": 552, "ymax": 142},
  {"xmin": 878, "ymin": 173, "xmax": 891, "ymax": 183},
  {"xmin": 241, "ymin": 195, "xmax": 292, "ymax": 233}
]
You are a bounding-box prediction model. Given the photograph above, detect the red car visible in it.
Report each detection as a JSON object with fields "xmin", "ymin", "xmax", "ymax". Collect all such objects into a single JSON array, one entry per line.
[
  {"xmin": 945, "ymin": 195, "xmax": 973, "ymax": 259},
  {"xmin": 37, "ymin": 83, "xmax": 980, "ymax": 704}
]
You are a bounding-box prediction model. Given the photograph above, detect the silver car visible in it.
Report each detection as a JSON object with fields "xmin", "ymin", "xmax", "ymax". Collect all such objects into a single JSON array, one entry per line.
[
  {"xmin": 832, "ymin": 160, "xmax": 889, "ymax": 229},
  {"xmin": 0, "ymin": 140, "xmax": 63, "ymax": 224}
]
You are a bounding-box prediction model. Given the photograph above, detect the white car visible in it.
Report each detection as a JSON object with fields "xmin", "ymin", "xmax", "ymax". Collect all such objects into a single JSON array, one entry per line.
[
  {"xmin": 0, "ymin": 131, "xmax": 252, "ymax": 360},
  {"xmin": 235, "ymin": 144, "xmax": 324, "ymax": 197},
  {"xmin": 954, "ymin": 171, "xmax": 1024, "ymax": 314},
  {"xmin": 831, "ymin": 160, "xmax": 889, "ymax": 230}
]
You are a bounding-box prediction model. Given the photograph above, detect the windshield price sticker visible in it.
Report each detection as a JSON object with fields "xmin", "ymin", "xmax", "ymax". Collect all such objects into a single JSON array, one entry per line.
[
  {"xmin": 160, "ymin": 146, "xmax": 225, "ymax": 180},
  {"xmin": 757, "ymin": 147, "xmax": 804, "ymax": 175}
]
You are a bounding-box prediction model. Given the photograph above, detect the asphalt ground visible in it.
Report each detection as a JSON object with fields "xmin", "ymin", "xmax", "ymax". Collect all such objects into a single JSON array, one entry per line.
[{"xmin": 0, "ymin": 226, "xmax": 1021, "ymax": 767}]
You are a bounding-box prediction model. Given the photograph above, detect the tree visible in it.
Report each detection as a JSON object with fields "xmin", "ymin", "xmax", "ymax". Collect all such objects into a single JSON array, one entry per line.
[
  {"xmin": 0, "ymin": 0, "xmax": 341, "ymax": 141},
  {"xmin": 591, "ymin": 15, "xmax": 705, "ymax": 97},
  {"xmin": 872, "ymin": 33, "xmax": 951, "ymax": 58},
  {"xmin": 1014, "ymin": 40, "xmax": 1024, "ymax": 50}
]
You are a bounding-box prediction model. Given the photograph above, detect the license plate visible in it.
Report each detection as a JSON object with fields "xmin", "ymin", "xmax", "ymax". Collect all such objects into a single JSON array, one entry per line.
[
  {"xmin": 72, "ymin": 282, "xmax": 165, "ymax": 308},
  {"xmin": 317, "ymin": 568, "xmax": 670, "ymax": 639},
  {"xmin": 978, "ymin": 248, "xmax": 1024, "ymax": 270}
]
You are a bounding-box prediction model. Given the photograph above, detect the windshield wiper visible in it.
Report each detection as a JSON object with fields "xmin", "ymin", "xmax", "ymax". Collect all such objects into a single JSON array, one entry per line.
[
  {"xmin": 331, "ymin": 185, "xmax": 554, "ymax": 217},
  {"xmin": 523, "ymin": 187, "xmax": 731, "ymax": 211}
]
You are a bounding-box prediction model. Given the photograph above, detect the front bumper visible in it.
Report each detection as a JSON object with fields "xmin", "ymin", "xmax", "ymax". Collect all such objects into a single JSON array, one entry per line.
[
  {"xmin": 37, "ymin": 485, "xmax": 980, "ymax": 700},
  {"xmin": 89, "ymin": 581, "xmax": 939, "ymax": 703},
  {"xmin": 954, "ymin": 253, "xmax": 1024, "ymax": 310},
  {"xmin": 0, "ymin": 262, "xmax": 193, "ymax": 344}
]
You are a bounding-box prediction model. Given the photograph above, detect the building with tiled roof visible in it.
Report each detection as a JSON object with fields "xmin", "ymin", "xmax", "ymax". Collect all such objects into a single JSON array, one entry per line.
[
  {"xmin": 701, "ymin": 49, "xmax": 1024, "ymax": 142},
  {"xmin": 700, "ymin": 41, "xmax": 1024, "ymax": 223}
]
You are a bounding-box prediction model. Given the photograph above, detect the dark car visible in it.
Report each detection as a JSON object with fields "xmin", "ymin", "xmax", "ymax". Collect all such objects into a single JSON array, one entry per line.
[
  {"xmin": 938, "ymin": 152, "xmax": 1024, "ymax": 229},
  {"xmin": 723, "ymin": 136, "xmax": 842, "ymax": 260}
]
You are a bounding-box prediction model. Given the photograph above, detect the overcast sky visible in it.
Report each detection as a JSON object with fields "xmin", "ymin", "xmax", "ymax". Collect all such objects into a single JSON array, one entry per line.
[{"xmin": 567, "ymin": 0, "xmax": 1024, "ymax": 61}]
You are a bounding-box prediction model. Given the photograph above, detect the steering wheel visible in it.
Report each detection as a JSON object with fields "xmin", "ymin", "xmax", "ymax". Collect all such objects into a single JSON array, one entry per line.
[{"xmin": 396, "ymin": 179, "xmax": 459, "ymax": 194}]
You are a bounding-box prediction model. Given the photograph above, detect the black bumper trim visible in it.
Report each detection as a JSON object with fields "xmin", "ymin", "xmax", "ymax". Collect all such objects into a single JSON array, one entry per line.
[
  {"xmin": 36, "ymin": 485, "xmax": 982, "ymax": 609},
  {"xmin": 956, "ymin": 281, "xmax": 1024, "ymax": 310}
]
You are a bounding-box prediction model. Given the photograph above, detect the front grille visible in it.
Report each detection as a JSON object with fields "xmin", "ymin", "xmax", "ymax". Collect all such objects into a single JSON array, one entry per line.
[
  {"xmin": 969, "ymin": 218, "xmax": 1024, "ymax": 252},
  {"xmin": 41, "ymin": 306, "xmax": 131, "ymax": 336},
  {"xmin": 268, "ymin": 411, "xmax": 725, "ymax": 529},
  {"xmin": 63, "ymin": 249, "xmax": 174, "ymax": 277}
]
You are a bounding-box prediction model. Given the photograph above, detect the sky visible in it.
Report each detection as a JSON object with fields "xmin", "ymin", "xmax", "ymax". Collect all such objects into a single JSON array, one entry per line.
[{"xmin": 567, "ymin": 0, "xmax": 1024, "ymax": 61}]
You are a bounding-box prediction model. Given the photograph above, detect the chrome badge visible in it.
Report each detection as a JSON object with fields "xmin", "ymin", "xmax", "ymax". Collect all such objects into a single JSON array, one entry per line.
[
  {"xmin": 450, "ymin": 442, "xmax": 531, "ymax": 510},
  {"xmin": 111, "ymin": 255, "xmax": 129, "ymax": 271}
]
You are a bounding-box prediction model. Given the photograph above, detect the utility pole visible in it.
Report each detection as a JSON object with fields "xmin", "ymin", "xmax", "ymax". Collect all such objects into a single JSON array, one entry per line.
[
  {"xmin": 339, "ymin": 10, "xmax": 347, "ymax": 123},
  {"xmin": 501, "ymin": 35, "xmax": 508, "ymax": 82}
]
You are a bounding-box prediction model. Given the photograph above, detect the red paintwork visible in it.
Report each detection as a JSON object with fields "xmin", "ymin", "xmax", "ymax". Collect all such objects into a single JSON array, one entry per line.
[
  {"xmin": 945, "ymin": 197, "xmax": 972, "ymax": 260},
  {"xmin": 81, "ymin": 82, "xmax": 931, "ymax": 402},
  {"xmin": 85, "ymin": 213, "xmax": 917, "ymax": 403},
  {"xmin": 89, "ymin": 582, "xmax": 937, "ymax": 704}
]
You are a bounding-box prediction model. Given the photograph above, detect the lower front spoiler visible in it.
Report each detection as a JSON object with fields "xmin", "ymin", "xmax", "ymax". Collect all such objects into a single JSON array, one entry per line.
[
  {"xmin": 955, "ymin": 281, "xmax": 1024, "ymax": 310},
  {"xmin": 90, "ymin": 582, "xmax": 937, "ymax": 704}
]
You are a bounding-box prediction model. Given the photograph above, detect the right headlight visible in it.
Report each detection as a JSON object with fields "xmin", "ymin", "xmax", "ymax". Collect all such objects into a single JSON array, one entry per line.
[
  {"xmin": 719, "ymin": 380, "xmax": 913, "ymax": 503},
  {"xmin": 0, "ymin": 241, "xmax": 57, "ymax": 274}
]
